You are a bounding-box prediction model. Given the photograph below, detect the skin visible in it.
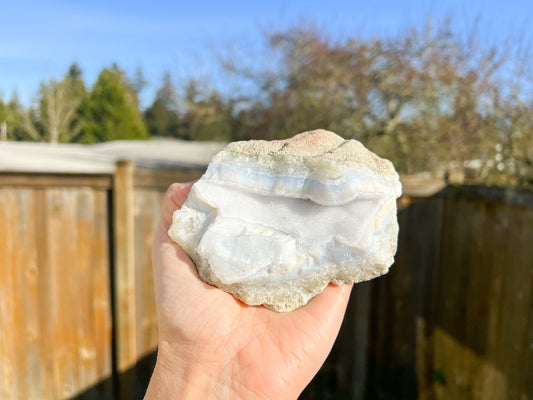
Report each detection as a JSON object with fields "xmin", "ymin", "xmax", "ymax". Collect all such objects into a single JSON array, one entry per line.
[{"xmin": 145, "ymin": 182, "xmax": 353, "ymax": 400}]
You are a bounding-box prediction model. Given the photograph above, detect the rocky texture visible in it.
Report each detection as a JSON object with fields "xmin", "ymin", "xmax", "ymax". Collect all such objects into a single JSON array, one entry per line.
[{"xmin": 168, "ymin": 129, "xmax": 402, "ymax": 312}]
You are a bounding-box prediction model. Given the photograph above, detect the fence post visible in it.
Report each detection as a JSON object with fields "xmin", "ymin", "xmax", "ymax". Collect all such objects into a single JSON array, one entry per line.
[{"xmin": 113, "ymin": 160, "xmax": 137, "ymax": 378}]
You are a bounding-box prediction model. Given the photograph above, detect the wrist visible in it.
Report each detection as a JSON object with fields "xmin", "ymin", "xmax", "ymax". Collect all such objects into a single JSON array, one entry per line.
[
  {"xmin": 147, "ymin": 340, "xmax": 272, "ymax": 400},
  {"xmin": 145, "ymin": 341, "xmax": 225, "ymax": 399}
]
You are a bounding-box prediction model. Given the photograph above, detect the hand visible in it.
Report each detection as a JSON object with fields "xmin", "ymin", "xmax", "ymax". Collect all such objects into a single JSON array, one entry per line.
[{"xmin": 145, "ymin": 182, "xmax": 353, "ymax": 400}]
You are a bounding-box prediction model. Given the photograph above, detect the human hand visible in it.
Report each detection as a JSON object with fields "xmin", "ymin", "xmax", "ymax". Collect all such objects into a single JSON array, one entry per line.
[{"xmin": 145, "ymin": 182, "xmax": 353, "ymax": 400}]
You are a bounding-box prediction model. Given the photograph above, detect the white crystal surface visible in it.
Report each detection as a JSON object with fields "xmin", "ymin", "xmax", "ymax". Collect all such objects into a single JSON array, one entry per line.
[{"xmin": 168, "ymin": 130, "xmax": 402, "ymax": 312}]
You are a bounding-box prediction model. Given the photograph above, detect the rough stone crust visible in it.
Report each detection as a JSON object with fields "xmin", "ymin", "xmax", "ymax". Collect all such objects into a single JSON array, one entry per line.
[
  {"xmin": 218, "ymin": 129, "xmax": 399, "ymax": 186},
  {"xmin": 196, "ymin": 255, "xmax": 390, "ymax": 312}
]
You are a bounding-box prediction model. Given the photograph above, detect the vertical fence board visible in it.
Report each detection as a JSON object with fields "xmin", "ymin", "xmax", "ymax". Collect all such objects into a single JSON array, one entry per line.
[
  {"xmin": 17, "ymin": 189, "xmax": 42, "ymax": 399},
  {"xmin": 47, "ymin": 189, "xmax": 80, "ymax": 398},
  {"xmin": 12, "ymin": 189, "xmax": 31, "ymax": 399},
  {"xmin": 499, "ymin": 206, "xmax": 533, "ymax": 399},
  {"xmin": 92, "ymin": 188, "xmax": 114, "ymax": 399},
  {"xmin": 35, "ymin": 187, "xmax": 56, "ymax": 399},
  {"xmin": 0, "ymin": 188, "xmax": 20, "ymax": 399},
  {"xmin": 461, "ymin": 201, "xmax": 491, "ymax": 398},
  {"xmin": 113, "ymin": 161, "xmax": 137, "ymax": 375},
  {"xmin": 75, "ymin": 188, "xmax": 98, "ymax": 394},
  {"xmin": 134, "ymin": 189, "xmax": 162, "ymax": 359},
  {"xmin": 481, "ymin": 203, "xmax": 507, "ymax": 399},
  {"xmin": 471, "ymin": 202, "xmax": 508, "ymax": 400},
  {"xmin": 433, "ymin": 198, "xmax": 476, "ymax": 400}
]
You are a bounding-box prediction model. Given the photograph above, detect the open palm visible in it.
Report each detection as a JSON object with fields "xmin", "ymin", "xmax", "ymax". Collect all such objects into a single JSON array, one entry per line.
[{"xmin": 148, "ymin": 182, "xmax": 353, "ymax": 399}]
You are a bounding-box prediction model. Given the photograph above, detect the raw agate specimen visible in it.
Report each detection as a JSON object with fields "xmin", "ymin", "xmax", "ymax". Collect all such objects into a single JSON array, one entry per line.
[{"xmin": 168, "ymin": 130, "xmax": 402, "ymax": 312}]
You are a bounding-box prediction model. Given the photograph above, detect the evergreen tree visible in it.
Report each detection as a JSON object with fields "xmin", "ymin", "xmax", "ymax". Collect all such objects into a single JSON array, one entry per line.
[
  {"xmin": 144, "ymin": 72, "xmax": 181, "ymax": 138},
  {"xmin": 0, "ymin": 99, "xmax": 7, "ymax": 141},
  {"xmin": 6, "ymin": 91, "xmax": 34, "ymax": 141},
  {"xmin": 65, "ymin": 62, "xmax": 88, "ymax": 142},
  {"xmin": 0, "ymin": 99, "xmax": 6, "ymax": 123},
  {"xmin": 68, "ymin": 62, "xmax": 83, "ymax": 81},
  {"xmin": 66, "ymin": 62, "xmax": 87, "ymax": 100},
  {"xmin": 81, "ymin": 65, "xmax": 149, "ymax": 143},
  {"xmin": 133, "ymin": 65, "xmax": 148, "ymax": 97}
]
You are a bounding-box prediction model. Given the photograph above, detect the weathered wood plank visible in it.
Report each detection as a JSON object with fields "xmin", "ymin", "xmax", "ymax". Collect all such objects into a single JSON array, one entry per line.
[
  {"xmin": 498, "ymin": 206, "xmax": 533, "ymax": 399},
  {"xmin": 16, "ymin": 189, "xmax": 43, "ymax": 399},
  {"xmin": 113, "ymin": 160, "xmax": 137, "ymax": 374},
  {"xmin": 75, "ymin": 189, "xmax": 98, "ymax": 393},
  {"xmin": 47, "ymin": 189, "xmax": 79, "ymax": 398},
  {"xmin": 481, "ymin": 203, "xmax": 507, "ymax": 400},
  {"xmin": 0, "ymin": 189, "xmax": 19, "ymax": 399},
  {"xmin": 464, "ymin": 201, "xmax": 504, "ymax": 399},
  {"xmin": 9, "ymin": 189, "xmax": 27, "ymax": 399},
  {"xmin": 134, "ymin": 189, "xmax": 162, "ymax": 359},
  {"xmin": 34, "ymin": 188, "xmax": 56, "ymax": 399},
  {"xmin": 433, "ymin": 198, "xmax": 479, "ymax": 400},
  {"xmin": 408, "ymin": 198, "xmax": 444, "ymax": 400},
  {"xmin": 442, "ymin": 184, "xmax": 533, "ymax": 208},
  {"xmin": 0, "ymin": 173, "xmax": 112, "ymax": 189},
  {"xmin": 134, "ymin": 169, "xmax": 204, "ymax": 189},
  {"xmin": 91, "ymin": 189, "xmax": 113, "ymax": 399},
  {"xmin": 8, "ymin": 188, "xmax": 41, "ymax": 399}
]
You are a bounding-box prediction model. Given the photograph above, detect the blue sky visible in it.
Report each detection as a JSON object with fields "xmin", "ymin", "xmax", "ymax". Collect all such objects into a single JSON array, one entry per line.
[{"xmin": 1, "ymin": 0, "xmax": 531, "ymax": 107}]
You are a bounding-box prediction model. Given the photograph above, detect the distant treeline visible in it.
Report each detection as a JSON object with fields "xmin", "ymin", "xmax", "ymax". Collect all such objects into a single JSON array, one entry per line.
[{"xmin": 1, "ymin": 18, "xmax": 532, "ymax": 188}]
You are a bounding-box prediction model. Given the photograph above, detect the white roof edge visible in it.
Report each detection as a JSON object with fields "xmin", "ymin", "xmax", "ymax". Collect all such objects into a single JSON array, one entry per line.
[{"xmin": 0, "ymin": 139, "xmax": 227, "ymax": 174}]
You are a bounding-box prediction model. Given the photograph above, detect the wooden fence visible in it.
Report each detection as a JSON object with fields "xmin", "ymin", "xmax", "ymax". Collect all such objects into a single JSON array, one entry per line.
[
  {"xmin": 0, "ymin": 164, "xmax": 203, "ymax": 400},
  {"xmin": 303, "ymin": 185, "xmax": 533, "ymax": 400},
  {"xmin": 0, "ymin": 165, "xmax": 532, "ymax": 399}
]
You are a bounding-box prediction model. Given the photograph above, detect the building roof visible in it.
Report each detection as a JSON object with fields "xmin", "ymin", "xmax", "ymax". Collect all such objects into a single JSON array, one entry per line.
[{"xmin": 0, "ymin": 138, "xmax": 227, "ymax": 174}]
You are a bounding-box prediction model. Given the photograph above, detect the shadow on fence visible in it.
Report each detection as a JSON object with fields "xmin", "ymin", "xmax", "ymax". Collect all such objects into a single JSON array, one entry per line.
[{"xmin": 68, "ymin": 351, "xmax": 156, "ymax": 400}]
